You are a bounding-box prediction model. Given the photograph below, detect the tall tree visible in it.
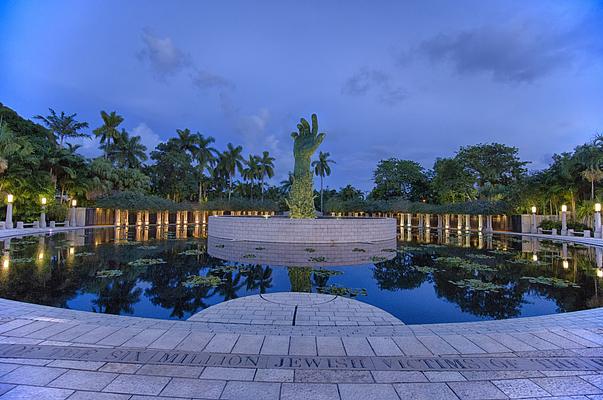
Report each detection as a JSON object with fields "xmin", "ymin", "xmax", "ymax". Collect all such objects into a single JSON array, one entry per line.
[
  {"xmin": 174, "ymin": 128, "xmax": 198, "ymax": 155},
  {"xmin": 312, "ymin": 151, "xmax": 335, "ymax": 213},
  {"xmin": 34, "ymin": 108, "xmax": 89, "ymax": 148},
  {"xmin": 108, "ymin": 130, "xmax": 147, "ymax": 169},
  {"xmin": 93, "ymin": 111, "xmax": 124, "ymax": 158},
  {"xmin": 431, "ymin": 157, "xmax": 476, "ymax": 203},
  {"xmin": 218, "ymin": 143, "xmax": 244, "ymax": 201},
  {"xmin": 242, "ymin": 154, "xmax": 260, "ymax": 199},
  {"xmin": 193, "ymin": 133, "xmax": 218, "ymax": 202},
  {"xmin": 371, "ymin": 158, "xmax": 430, "ymax": 201},
  {"xmin": 257, "ymin": 151, "xmax": 275, "ymax": 201}
]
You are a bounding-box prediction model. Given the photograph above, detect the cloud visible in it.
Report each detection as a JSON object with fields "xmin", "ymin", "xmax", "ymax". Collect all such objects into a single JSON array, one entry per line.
[
  {"xmin": 191, "ymin": 69, "xmax": 234, "ymax": 91},
  {"xmin": 131, "ymin": 122, "xmax": 162, "ymax": 155},
  {"xmin": 418, "ymin": 17, "xmax": 601, "ymax": 84},
  {"xmin": 341, "ymin": 68, "xmax": 405, "ymax": 105},
  {"xmin": 138, "ymin": 29, "xmax": 191, "ymax": 79}
]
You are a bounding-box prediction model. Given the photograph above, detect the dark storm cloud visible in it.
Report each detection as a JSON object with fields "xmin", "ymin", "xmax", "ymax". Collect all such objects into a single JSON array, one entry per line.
[
  {"xmin": 341, "ymin": 68, "xmax": 405, "ymax": 105},
  {"xmin": 419, "ymin": 17, "xmax": 602, "ymax": 84},
  {"xmin": 137, "ymin": 29, "xmax": 192, "ymax": 79}
]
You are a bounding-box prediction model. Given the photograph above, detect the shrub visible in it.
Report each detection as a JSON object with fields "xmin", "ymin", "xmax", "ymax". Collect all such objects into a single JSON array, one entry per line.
[
  {"xmin": 539, "ymin": 219, "xmax": 589, "ymax": 232},
  {"xmin": 46, "ymin": 203, "xmax": 69, "ymax": 222}
]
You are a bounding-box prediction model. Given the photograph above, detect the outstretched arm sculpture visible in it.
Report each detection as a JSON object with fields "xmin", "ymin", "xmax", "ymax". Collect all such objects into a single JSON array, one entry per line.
[{"xmin": 286, "ymin": 114, "xmax": 325, "ymax": 218}]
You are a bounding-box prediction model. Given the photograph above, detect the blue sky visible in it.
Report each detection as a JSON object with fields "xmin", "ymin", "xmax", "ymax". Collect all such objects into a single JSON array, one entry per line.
[{"xmin": 1, "ymin": 0, "xmax": 602, "ymax": 191}]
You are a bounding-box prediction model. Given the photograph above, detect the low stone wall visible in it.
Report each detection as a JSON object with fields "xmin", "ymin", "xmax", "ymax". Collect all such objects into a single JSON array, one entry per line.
[{"xmin": 208, "ymin": 216, "xmax": 397, "ymax": 243}]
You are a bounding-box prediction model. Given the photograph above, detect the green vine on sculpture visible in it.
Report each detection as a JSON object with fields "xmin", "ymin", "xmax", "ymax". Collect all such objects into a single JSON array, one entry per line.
[{"xmin": 286, "ymin": 114, "xmax": 325, "ymax": 218}]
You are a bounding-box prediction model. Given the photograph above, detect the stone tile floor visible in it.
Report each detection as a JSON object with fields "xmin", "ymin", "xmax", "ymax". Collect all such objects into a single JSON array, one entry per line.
[{"xmin": 1, "ymin": 293, "xmax": 603, "ymax": 399}]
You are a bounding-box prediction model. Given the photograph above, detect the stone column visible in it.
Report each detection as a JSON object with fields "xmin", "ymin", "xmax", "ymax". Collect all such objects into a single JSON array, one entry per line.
[
  {"xmin": 457, "ymin": 214, "xmax": 462, "ymax": 231},
  {"xmin": 163, "ymin": 211, "xmax": 169, "ymax": 225},
  {"xmin": 464, "ymin": 214, "xmax": 470, "ymax": 231},
  {"xmin": 486, "ymin": 215, "xmax": 493, "ymax": 233},
  {"xmin": 531, "ymin": 208, "xmax": 537, "ymax": 234},
  {"xmin": 6, "ymin": 200, "xmax": 14, "ymax": 229},
  {"xmin": 183, "ymin": 211, "xmax": 188, "ymax": 225},
  {"xmin": 144, "ymin": 211, "xmax": 150, "ymax": 226},
  {"xmin": 595, "ymin": 204, "xmax": 602, "ymax": 238},
  {"xmin": 418, "ymin": 214, "xmax": 424, "ymax": 229},
  {"xmin": 399, "ymin": 213, "xmax": 405, "ymax": 229},
  {"xmin": 407, "ymin": 213, "xmax": 412, "ymax": 228},
  {"xmin": 123, "ymin": 210, "xmax": 129, "ymax": 226},
  {"xmin": 478, "ymin": 215, "xmax": 483, "ymax": 231},
  {"xmin": 176, "ymin": 211, "xmax": 181, "ymax": 225},
  {"xmin": 444, "ymin": 214, "xmax": 450, "ymax": 230},
  {"xmin": 561, "ymin": 205, "xmax": 567, "ymax": 235},
  {"xmin": 40, "ymin": 206, "xmax": 47, "ymax": 229},
  {"xmin": 437, "ymin": 214, "xmax": 443, "ymax": 230},
  {"xmin": 425, "ymin": 214, "xmax": 430, "ymax": 228},
  {"xmin": 136, "ymin": 211, "xmax": 142, "ymax": 226}
]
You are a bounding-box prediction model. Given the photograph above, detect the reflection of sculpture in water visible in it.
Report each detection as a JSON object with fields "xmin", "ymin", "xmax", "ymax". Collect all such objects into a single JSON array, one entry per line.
[
  {"xmin": 287, "ymin": 114, "xmax": 325, "ymax": 219},
  {"xmin": 288, "ymin": 267, "xmax": 312, "ymax": 292}
]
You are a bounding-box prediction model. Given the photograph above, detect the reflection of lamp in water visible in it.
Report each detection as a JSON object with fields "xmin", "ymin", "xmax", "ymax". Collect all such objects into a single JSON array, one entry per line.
[
  {"xmin": 531, "ymin": 206, "xmax": 537, "ymax": 233},
  {"xmin": 598, "ymin": 269, "xmax": 603, "ymax": 279},
  {"xmin": 532, "ymin": 254, "xmax": 538, "ymax": 262},
  {"xmin": 69, "ymin": 247, "xmax": 75, "ymax": 256},
  {"xmin": 595, "ymin": 203, "xmax": 602, "ymax": 238},
  {"xmin": 38, "ymin": 251, "xmax": 44, "ymax": 261},
  {"xmin": 2, "ymin": 253, "xmax": 9, "ymax": 269}
]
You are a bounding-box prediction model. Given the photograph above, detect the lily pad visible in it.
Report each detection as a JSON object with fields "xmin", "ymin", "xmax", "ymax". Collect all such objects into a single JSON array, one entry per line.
[
  {"xmin": 449, "ymin": 279, "xmax": 505, "ymax": 292},
  {"xmin": 467, "ymin": 254, "xmax": 495, "ymax": 260},
  {"xmin": 96, "ymin": 269, "xmax": 123, "ymax": 278},
  {"xmin": 137, "ymin": 245, "xmax": 158, "ymax": 250},
  {"xmin": 183, "ymin": 275, "xmax": 222, "ymax": 288},
  {"xmin": 309, "ymin": 256, "xmax": 327, "ymax": 262},
  {"xmin": 242, "ymin": 254, "xmax": 257, "ymax": 259},
  {"xmin": 127, "ymin": 258, "xmax": 167, "ymax": 267},
  {"xmin": 12, "ymin": 257, "xmax": 35, "ymax": 264},
  {"xmin": 178, "ymin": 249, "xmax": 205, "ymax": 256},
  {"xmin": 521, "ymin": 276, "xmax": 580, "ymax": 288},
  {"xmin": 370, "ymin": 256, "xmax": 387, "ymax": 263},
  {"xmin": 352, "ymin": 248, "xmax": 366, "ymax": 252},
  {"xmin": 304, "ymin": 248, "xmax": 316, "ymax": 253},
  {"xmin": 317, "ymin": 285, "xmax": 367, "ymax": 297},
  {"xmin": 411, "ymin": 265, "xmax": 436, "ymax": 274},
  {"xmin": 312, "ymin": 269, "xmax": 343, "ymax": 278},
  {"xmin": 74, "ymin": 252, "xmax": 95, "ymax": 257}
]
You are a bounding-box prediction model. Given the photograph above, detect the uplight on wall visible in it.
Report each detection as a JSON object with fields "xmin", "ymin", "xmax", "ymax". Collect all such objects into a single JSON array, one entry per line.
[
  {"xmin": 71, "ymin": 199, "xmax": 77, "ymax": 207},
  {"xmin": 531, "ymin": 206, "xmax": 536, "ymax": 214}
]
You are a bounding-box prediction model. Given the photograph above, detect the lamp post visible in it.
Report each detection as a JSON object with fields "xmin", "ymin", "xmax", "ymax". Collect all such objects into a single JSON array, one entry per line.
[
  {"xmin": 5, "ymin": 194, "xmax": 13, "ymax": 229},
  {"xmin": 595, "ymin": 203, "xmax": 602, "ymax": 239},
  {"xmin": 531, "ymin": 206, "xmax": 537, "ymax": 234},
  {"xmin": 70, "ymin": 199, "xmax": 77, "ymax": 227},
  {"xmin": 561, "ymin": 204, "xmax": 567, "ymax": 236},
  {"xmin": 40, "ymin": 197, "xmax": 47, "ymax": 228}
]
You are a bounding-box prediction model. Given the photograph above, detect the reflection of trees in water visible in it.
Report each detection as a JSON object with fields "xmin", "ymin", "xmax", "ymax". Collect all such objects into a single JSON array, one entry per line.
[
  {"xmin": 210, "ymin": 270, "xmax": 245, "ymax": 301},
  {"xmin": 91, "ymin": 278, "xmax": 142, "ymax": 315},
  {"xmin": 372, "ymin": 253, "xmax": 431, "ymax": 290},
  {"xmin": 241, "ymin": 265, "xmax": 273, "ymax": 294}
]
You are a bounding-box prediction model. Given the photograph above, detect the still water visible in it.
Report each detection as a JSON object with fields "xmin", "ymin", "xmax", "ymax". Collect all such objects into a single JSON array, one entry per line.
[{"xmin": 1, "ymin": 225, "xmax": 601, "ymax": 324}]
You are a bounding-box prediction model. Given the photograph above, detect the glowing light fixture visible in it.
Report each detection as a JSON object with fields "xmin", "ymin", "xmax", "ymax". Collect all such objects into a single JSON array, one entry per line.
[
  {"xmin": 41, "ymin": 197, "xmax": 47, "ymax": 205},
  {"xmin": 562, "ymin": 260, "xmax": 569, "ymax": 269},
  {"xmin": 598, "ymin": 269, "xmax": 603, "ymax": 279},
  {"xmin": 561, "ymin": 204, "xmax": 567, "ymax": 212},
  {"xmin": 532, "ymin": 254, "xmax": 538, "ymax": 262},
  {"xmin": 71, "ymin": 199, "xmax": 77, "ymax": 207},
  {"xmin": 531, "ymin": 206, "xmax": 536, "ymax": 214},
  {"xmin": 6, "ymin": 194, "xmax": 13, "ymax": 203},
  {"xmin": 596, "ymin": 203, "xmax": 602, "ymax": 212},
  {"xmin": 2, "ymin": 258, "xmax": 8, "ymax": 269}
]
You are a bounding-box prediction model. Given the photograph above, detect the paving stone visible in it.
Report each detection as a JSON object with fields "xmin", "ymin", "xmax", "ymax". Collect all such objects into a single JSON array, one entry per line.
[
  {"xmin": 160, "ymin": 377, "xmax": 225, "ymax": 399},
  {"xmin": 200, "ymin": 366, "xmax": 255, "ymax": 381},
  {"xmin": 0, "ymin": 365, "xmax": 67, "ymax": 386},
  {"xmin": 0, "ymin": 385, "xmax": 74, "ymax": 400},
  {"xmin": 415, "ymin": 335, "xmax": 459, "ymax": 355},
  {"xmin": 581, "ymin": 374, "xmax": 603, "ymax": 389},
  {"xmin": 0, "ymin": 384, "xmax": 14, "ymax": 396},
  {"xmin": 493, "ymin": 378, "xmax": 550, "ymax": 398},
  {"xmin": 99, "ymin": 362, "xmax": 141, "ymax": 374},
  {"xmin": 339, "ymin": 383, "xmax": 399, "ymax": 400},
  {"xmin": 175, "ymin": 332, "xmax": 214, "ymax": 351},
  {"xmin": 67, "ymin": 392, "xmax": 131, "ymax": 400},
  {"xmin": 47, "ymin": 360, "xmax": 105, "ymax": 371},
  {"xmin": 448, "ymin": 381, "xmax": 508, "ymax": 399},
  {"xmin": 424, "ymin": 371, "xmax": 466, "ymax": 382},
  {"xmin": 295, "ymin": 369, "xmax": 373, "ymax": 383},
  {"xmin": 367, "ymin": 337, "xmax": 403, "ymax": 356},
  {"xmin": 289, "ymin": 336, "xmax": 317, "ymax": 355},
  {"xmin": 232, "ymin": 335, "xmax": 264, "ymax": 354},
  {"xmin": 0, "ymin": 364, "xmax": 18, "ymax": 376},
  {"xmin": 316, "ymin": 336, "xmax": 346, "ymax": 356},
  {"xmin": 148, "ymin": 329, "xmax": 190, "ymax": 350},
  {"xmin": 137, "ymin": 363, "xmax": 203, "ymax": 378},
  {"xmin": 371, "ymin": 371, "xmax": 427, "ymax": 383},
  {"xmin": 393, "ymin": 382, "xmax": 459, "ymax": 400},
  {"xmin": 122, "ymin": 329, "xmax": 166, "ymax": 348},
  {"xmin": 261, "ymin": 336, "xmax": 290, "ymax": 355},
  {"xmin": 220, "ymin": 380, "xmax": 280, "ymax": 400},
  {"xmin": 342, "ymin": 337, "xmax": 374, "ymax": 356},
  {"xmin": 531, "ymin": 377, "xmax": 603, "ymax": 396},
  {"xmin": 48, "ymin": 369, "xmax": 117, "ymax": 391},
  {"xmin": 461, "ymin": 371, "xmax": 544, "ymax": 381},
  {"xmin": 281, "ymin": 383, "xmax": 340, "ymax": 400},
  {"xmin": 392, "ymin": 336, "xmax": 432, "ymax": 356},
  {"xmin": 102, "ymin": 374, "xmax": 170, "ymax": 395},
  {"xmin": 254, "ymin": 368, "xmax": 294, "ymax": 382},
  {"xmin": 203, "ymin": 334, "xmax": 239, "ymax": 353}
]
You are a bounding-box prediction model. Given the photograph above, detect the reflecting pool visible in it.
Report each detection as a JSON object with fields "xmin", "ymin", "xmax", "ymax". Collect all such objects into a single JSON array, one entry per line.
[{"xmin": 1, "ymin": 225, "xmax": 602, "ymax": 324}]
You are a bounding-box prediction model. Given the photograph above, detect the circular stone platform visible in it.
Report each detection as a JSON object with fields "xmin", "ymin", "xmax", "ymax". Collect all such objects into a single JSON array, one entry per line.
[
  {"xmin": 187, "ymin": 292, "xmax": 404, "ymax": 326},
  {"xmin": 207, "ymin": 215, "xmax": 396, "ymax": 243}
]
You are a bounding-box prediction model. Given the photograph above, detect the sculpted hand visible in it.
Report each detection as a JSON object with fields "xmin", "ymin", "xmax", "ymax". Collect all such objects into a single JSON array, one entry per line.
[{"xmin": 291, "ymin": 113, "xmax": 325, "ymax": 159}]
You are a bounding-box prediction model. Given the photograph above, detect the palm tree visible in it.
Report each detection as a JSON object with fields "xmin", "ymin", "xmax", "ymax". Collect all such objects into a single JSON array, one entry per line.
[
  {"xmin": 35, "ymin": 108, "xmax": 89, "ymax": 148},
  {"xmin": 279, "ymin": 172, "xmax": 294, "ymax": 195},
  {"xmin": 193, "ymin": 133, "xmax": 218, "ymax": 202},
  {"xmin": 93, "ymin": 111, "xmax": 124, "ymax": 158},
  {"xmin": 108, "ymin": 130, "xmax": 147, "ymax": 168},
  {"xmin": 218, "ymin": 143, "xmax": 244, "ymax": 201},
  {"xmin": 581, "ymin": 167, "xmax": 603, "ymax": 200},
  {"xmin": 257, "ymin": 151, "xmax": 275, "ymax": 201},
  {"xmin": 0, "ymin": 119, "xmax": 32, "ymax": 175},
  {"xmin": 174, "ymin": 128, "xmax": 198, "ymax": 155},
  {"xmin": 312, "ymin": 151, "xmax": 335, "ymax": 213},
  {"xmin": 242, "ymin": 154, "xmax": 260, "ymax": 199}
]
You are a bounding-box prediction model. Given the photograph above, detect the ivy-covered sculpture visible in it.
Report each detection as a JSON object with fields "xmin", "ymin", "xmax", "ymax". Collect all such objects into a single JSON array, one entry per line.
[{"xmin": 287, "ymin": 114, "xmax": 325, "ymax": 218}]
